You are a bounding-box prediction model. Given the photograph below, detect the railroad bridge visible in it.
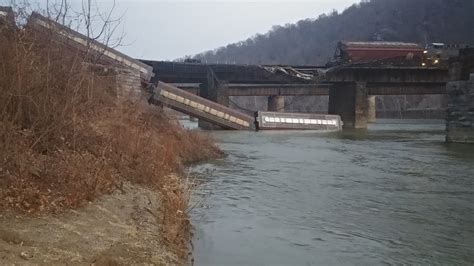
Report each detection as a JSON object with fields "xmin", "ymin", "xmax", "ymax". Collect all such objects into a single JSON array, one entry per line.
[
  {"xmin": 4, "ymin": 6, "xmax": 473, "ymax": 143},
  {"xmin": 325, "ymin": 66, "xmax": 448, "ymax": 128},
  {"xmin": 141, "ymin": 60, "xmax": 451, "ymax": 129}
]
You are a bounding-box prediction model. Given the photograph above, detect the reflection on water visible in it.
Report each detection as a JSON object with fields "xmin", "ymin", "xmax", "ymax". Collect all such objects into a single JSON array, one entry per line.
[{"xmin": 189, "ymin": 120, "xmax": 474, "ymax": 265}]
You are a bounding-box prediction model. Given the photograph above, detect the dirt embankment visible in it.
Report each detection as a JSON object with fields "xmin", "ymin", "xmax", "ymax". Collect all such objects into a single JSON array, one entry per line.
[
  {"xmin": 0, "ymin": 182, "xmax": 180, "ymax": 264},
  {"xmin": 0, "ymin": 14, "xmax": 222, "ymax": 265}
]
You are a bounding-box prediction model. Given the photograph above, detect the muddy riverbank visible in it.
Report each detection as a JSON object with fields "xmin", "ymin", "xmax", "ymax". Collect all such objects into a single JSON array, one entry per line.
[{"xmin": 0, "ymin": 182, "xmax": 181, "ymax": 264}]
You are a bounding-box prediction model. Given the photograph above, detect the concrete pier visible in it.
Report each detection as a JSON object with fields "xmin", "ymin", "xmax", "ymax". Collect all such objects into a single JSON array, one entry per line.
[
  {"xmin": 267, "ymin": 96, "xmax": 285, "ymax": 112},
  {"xmin": 328, "ymin": 82, "xmax": 368, "ymax": 129},
  {"xmin": 446, "ymin": 75, "xmax": 474, "ymax": 143},
  {"xmin": 367, "ymin": 96, "xmax": 376, "ymax": 123},
  {"xmin": 446, "ymin": 48, "xmax": 474, "ymax": 143}
]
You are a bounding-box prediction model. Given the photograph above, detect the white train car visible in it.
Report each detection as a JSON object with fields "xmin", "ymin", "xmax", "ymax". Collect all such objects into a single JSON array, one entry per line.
[{"xmin": 256, "ymin": 111, "xmax": 342, "ymax": 131}]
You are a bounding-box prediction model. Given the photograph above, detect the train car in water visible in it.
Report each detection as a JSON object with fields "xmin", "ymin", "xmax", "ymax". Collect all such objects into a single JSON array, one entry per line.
[
  {"xmin": 151, "ymin": 82, "xmax": 255, "ymax": 130},
  {"xmin": 151, "ymin": 82, "xmax": 343, "ymax": 132},
  {"xmin": 256, "ymin": 111, "xmax": 342, "ymax": 131}
]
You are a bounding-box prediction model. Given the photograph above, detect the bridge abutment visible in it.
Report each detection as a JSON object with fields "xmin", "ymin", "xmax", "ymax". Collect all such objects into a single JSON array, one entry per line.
[
  {"xmin": 367, "ymin": 96, "xmax": 376, "ymax": 123},
  {"xmin": 329, "ymin": 82, "xmax": 369, "ymax": 129},
  {"xmin": 268, "ymin": 96, "xmax": 285, "ymax": 112}
]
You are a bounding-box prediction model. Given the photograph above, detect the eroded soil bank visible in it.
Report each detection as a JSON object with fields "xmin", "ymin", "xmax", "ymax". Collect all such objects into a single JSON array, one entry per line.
[{"xmin": 0, "ymin": 182, "xmax": 181, "ymax": 265}]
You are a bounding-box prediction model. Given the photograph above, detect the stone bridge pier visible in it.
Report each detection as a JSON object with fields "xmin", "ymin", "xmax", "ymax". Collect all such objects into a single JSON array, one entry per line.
[
  {"xmin": 268, "ymin": 96, "xmax": 285, "ymax": 112},
  {"xmin": 367, "ymin": 96, "xmax": 377, "ymax": 123},
  {"xmin": 328, "ymin": 82, "xmax": 370, "ymax": 129},
  {"xmin": 326, "ymin": 65, "xmax": 450, "ymax": 129},
  {"xmin": 446, "ymin": 75, "xmax": 474, "ymax": 143},
  {"xmin": 446, "ymin": 48, "xmax": 474, "ymax": 143}
]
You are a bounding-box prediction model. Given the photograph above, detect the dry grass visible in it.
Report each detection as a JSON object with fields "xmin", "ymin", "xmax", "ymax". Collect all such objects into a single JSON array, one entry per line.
[
  {"xmin": 0, "ymin": 15, "xmax": 222, "ymax": 259},
  {"xmin": 1, "ymin": 17, "xmax": 223, "ymax": 261},
  {"xmin": 0, "ymin": 16, "xmax": 221, "ymax": 258}
]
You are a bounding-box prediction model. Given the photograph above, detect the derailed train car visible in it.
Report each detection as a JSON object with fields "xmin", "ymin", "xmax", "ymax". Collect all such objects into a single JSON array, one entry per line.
[
  {"xmin": 256, "ymin": 111, "xmax": 342, "ymax": 131},
  {"xmin": 151, "ymin": 82, "xmax": 255, "ymax": 130},
  {"xmin": 27, "ymin": 12, "xmax": 153, "ymax": 82},
  {"xmin": 151, "ymin": 82, "xmax": 343, "ymax": 132}
]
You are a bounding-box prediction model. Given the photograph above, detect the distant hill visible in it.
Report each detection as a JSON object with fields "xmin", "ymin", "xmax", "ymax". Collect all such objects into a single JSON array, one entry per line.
[{"xmin": 193, "ymin": 0, "xmax": 474, "ymax": 65}]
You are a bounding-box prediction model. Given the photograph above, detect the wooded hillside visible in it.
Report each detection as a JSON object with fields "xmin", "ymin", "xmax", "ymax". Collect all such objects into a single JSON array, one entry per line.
[{"xmin": 194, "ymin": 0, "xmax": 474, "ymax": 65}]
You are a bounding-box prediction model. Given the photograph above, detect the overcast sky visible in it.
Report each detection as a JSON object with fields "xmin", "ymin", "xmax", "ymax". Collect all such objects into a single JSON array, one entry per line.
[{"xmin": 4, "ymin": 0, "xmax": 358, "ymax": 60}]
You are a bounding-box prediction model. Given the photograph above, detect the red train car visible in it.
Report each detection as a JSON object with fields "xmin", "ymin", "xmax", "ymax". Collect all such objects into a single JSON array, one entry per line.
[{"xmin": 335, "ymin": 41, "xmax": 424, "ymax": 63}]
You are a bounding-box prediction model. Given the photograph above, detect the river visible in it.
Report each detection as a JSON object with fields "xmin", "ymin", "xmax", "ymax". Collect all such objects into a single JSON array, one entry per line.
[{"xmin": 187, "ymin": 119, "xmax": 474, "ymax": 265}]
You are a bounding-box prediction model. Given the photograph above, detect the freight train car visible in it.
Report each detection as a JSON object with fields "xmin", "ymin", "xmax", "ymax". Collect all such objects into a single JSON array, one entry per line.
[
  {"xmin": 256, "ymin": 111, "xmax": 342, "ymax": 131},
  {"xmin": 334, "ymin": 41, "xmax": 425, "ymax": 64},
  {"xmin": 27, "ymin": 12, "xmax": 154, "ymax": 82}
]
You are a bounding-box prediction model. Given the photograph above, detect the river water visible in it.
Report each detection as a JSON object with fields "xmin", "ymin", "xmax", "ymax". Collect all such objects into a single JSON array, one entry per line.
[{"xmin": 188, "ymin": 120, "xmax": 474, "ymax": 265}]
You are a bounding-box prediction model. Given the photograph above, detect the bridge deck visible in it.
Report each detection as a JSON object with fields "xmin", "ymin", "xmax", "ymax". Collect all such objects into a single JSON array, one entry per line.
[
  {"xmin": 144, "ymin": 59, "xmax": 450, "ymax": 97},
  {"xmin": 173, "ymin": 82, "xmax": 446, "ymax": 96},
  {"xmin": 172, "ymin": 83, "xmax": 330, "ymax": 96}
]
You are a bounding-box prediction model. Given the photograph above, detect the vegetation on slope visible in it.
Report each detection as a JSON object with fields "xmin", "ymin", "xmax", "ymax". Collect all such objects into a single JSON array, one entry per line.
[{"xmin": 0, "ymin": 9, "xmax": 221, "ymax": 262}]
